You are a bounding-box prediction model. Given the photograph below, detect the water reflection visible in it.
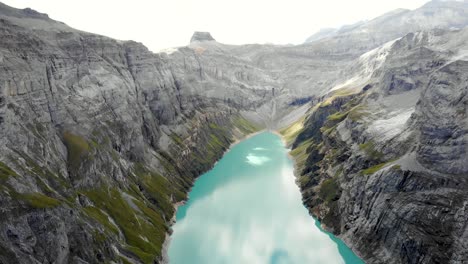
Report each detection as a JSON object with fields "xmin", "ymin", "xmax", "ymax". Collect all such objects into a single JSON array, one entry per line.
[{"xmin": 169, "ymin": 132, "xmax": 363, "ymax": 264}]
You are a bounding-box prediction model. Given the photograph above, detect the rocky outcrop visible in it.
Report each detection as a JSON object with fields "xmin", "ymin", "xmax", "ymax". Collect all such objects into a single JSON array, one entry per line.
[
  {"xmin": 0, "ymin": 5, "xmax": 266, "ymax": 263},
  {"xmin": 190, "ymin": 31, "xmax": 215, "ymax": 43},
  {"xmin": 305, "ymin": 0, "xmax": 468, "ymax": 49},
  {"xmin": 1, "ymin": 1, "xmax": 468, "ymax": 263},
  {"xmin": 413, "ymin": 60, "xmax": 468, "ymax": 175},
  {"xmin": 289, "ymin": 29, "xmax": 468, "ymax": 264}
]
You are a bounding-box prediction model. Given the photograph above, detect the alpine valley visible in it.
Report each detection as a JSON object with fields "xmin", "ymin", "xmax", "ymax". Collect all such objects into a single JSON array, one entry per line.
[{"xmin": 0, "ymin": 0, "xmax": 467, "ymax": 263}]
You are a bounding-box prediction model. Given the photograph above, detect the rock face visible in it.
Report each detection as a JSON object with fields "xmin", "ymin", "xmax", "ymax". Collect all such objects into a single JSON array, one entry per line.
[
  {"xmin": 0, "ymin": 5, "xmax": 269, "ymax": 263},
  {"xmin": 288, "ymin": 28, "xmax": 468, "ymax": 263},
  {"xmin": 0, "ymin": 1, "xmax": 467, "ymax": 264},
  {"xmin": 305, "ymin": 0, "xmax": 468, "ymax": 50},
  {"xmin": 190, "ymin": 31, "xmax": 215, "ymax": 43}
]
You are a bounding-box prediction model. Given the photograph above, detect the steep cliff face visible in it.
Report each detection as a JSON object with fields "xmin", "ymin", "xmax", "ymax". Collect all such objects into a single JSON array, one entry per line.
[
  {"xmin": 0, "ymin": 2, "xmax": 361, "ymax": 263},
  {"xmin": 305, "ymin": 0, "xmax": 468, "ymax": 47},
  {"xmin": 288, "ymin": 29, "xmax": 468, "ymax": 263},
  {"xmin": 0, "ymin": 5, "xmax": 266, "ymax": 264},
  {"xmin": 1, "ymin": 1, "xmax": 468, "ymax": 263}
]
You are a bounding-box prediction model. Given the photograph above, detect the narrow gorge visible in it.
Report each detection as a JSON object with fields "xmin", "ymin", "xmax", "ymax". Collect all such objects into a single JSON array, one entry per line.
[
  {"xmin": 0, "ymin": 1, "xmax": 467, "ymax": 263},
  {"xmin": 167, "ymin": 132, "xmax": 364, "ymax": 264}
]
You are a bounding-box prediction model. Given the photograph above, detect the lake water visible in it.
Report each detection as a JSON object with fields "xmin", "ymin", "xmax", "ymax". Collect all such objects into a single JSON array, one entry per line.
[{"xmin": 168, "ymin": 132, "xmax": 364, "ymax": 264}]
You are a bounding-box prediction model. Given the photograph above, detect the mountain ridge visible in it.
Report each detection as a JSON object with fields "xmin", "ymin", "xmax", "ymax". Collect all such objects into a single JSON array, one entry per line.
[
  {"xmin": 304, "ymin": 0, "xmax": 468, "ymax": 45},
  {"xmin": 0, "ymin": 1, "xmax": 467, "ymax": 263}
]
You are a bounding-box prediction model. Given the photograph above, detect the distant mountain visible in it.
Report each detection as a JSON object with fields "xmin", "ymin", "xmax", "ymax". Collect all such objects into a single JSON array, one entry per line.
[
  {"xmin": 293, "ymin": 27, "xmax": 468, "ymax": 263},
  {"xmin": 190, "ymin": 31, "xmax": 216, "ymax": 43},
  {"xmin": 305, "ymin": 0, "xmax": 468, "ymax": 45},
  {"xmin": 0, "ymin": 1, "xmax": 467, "ymax": 264},
  {"xmin": 304, "ymin": 27, "xmax": 339, "ymax": 42}
]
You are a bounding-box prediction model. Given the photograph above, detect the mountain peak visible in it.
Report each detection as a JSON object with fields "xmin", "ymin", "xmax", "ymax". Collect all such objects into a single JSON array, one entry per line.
[
  {"xmin": 21, "ymin": 7, "xmax": 50, "ymax": 19},
  {"xmin": 0, "ymin": 3, "xmax": 50, "ymax": 20},
  {"xmin": 190, "ymin": 31, "xmax": 215, "ymax": 43}
]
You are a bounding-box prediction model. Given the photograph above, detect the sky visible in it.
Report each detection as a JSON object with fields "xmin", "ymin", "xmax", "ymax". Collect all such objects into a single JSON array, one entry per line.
[{"xmin": 2, "ymin": 0, "xmax": 430, "ymax": 52}]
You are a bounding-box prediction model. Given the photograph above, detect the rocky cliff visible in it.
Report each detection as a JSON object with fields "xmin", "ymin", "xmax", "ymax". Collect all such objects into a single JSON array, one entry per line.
[
  {"xmin": 286, "ymin": 28, "xmax": 468, "ymax": 263},
  {"xmin": 305, "ymin": 0, "xmax": 468, "ymax": 47},
  {"xmin": 0, "ymin": 4, "xmax": 267, "ymax": 263},
  {"xmin": 0, "ymin": 0, "xmax": 467, "ymax": 263}
]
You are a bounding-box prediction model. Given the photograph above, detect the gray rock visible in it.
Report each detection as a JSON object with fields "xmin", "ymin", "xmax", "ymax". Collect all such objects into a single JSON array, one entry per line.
[
  {"xmin": 190, "ymin": 31, "xmax": 215, "ymax": 43},
  {"xmin": 0, "ymin": 1, "xmax": 467, "ymax": 264},
  {"xmin": 293, "ymin": 28, "xmax": 468, "ymax": 264}
]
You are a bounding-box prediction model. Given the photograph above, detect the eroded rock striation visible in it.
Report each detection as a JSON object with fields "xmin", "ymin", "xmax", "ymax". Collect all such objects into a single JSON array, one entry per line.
[
  {"xmin": 0, "ymin": 0, "xmax": 467, "ymax": 263},
  {"xmin": 287, "ymin": 29, "xmax": 468, "ymax": 263}
]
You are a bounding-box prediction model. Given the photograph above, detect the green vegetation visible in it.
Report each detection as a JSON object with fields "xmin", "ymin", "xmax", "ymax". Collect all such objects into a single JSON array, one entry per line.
[
  {"xmin": 327, "ymin": 111, "xmax": 349, "ymax": 122},
  {"xmin": 359, "ymin": 141, "xmax": 383, "ymax": 160},
  {"xmin": 119, "ymin": 256, "xmax": 133, "ymax": 264},
  {"xmin": 19, "ymin": 192, "xmax": 61, "ymax": 208},
  {"xmin": 142, "ymin": 175, "xmax": 175, "ymax": 216},
  {"xmin": 335, "ymin": 166, "xmax": 344, "ymax": 177},
  {"xmin": 332, "ymin": 87, "xmax": 359, "ymax": 97},
  {"xmin": 156, "ymin": 151, "xmax": 178, "ymax": 175},
  {"xmin": 319, "ymin": 88, "xmax": 360, "ymax": 108},
  {"xmin": 209, "ymin": 122, "xmax": 227, "ymax": 131},
  {"xmin": 91, "ymin": 230, "xmax": 107, "ymax": 244},
  {"xmin": 279, "ymin": 117, "xmax": 304, "ymax": 145},
  {"xmin": 188, "ymin": 116, "xmax": 260, "ymax": 176},
  {"xmin": 84, "ymin": 188, "xmax": 167, "ymax": 262},
  {"xmin": 233, "ymin": 117, "xmax": 260, "ymax": 134},
  {"xmin": 110, "ymin": 150, "xmax": 119, "ymax": 162},
  {"xmin": 133, "ymin": 163, "xmax": 180, "ymax": 213},
  {"xmin": 1, "ymin": 156, "xmax": 68, "ymax": 209},
  {"xmin": 209, "ymin": 134, "xmax": 223, "ymax": 148},
  {"xmin": 298, "ymin": 175, "xmax": 311, "ymax": 187},
  {"xmin": 63, "ymin": 131, "xmax": 90, "ymax": 169},
  {"xmin": 290, "ymin": 139, "xmax": 314, "ymax": 169},
  {"xmin": 82, "ymin": 163, "xmax": 186, "ymax": 262},
  {"xmin": 319, "ymin": 178, "xmax": 340, "ymax": 203},
  {"xmin": 126, "ymin": 245, "xmax": 155, "ymax": 264},
  {"xmin": 0, "ymin": 161, "xmax": 18, "ymax": 180},
  {"xmin": 169, "ymin": 133, "xmax": 184, "ymax": 146},
  {"xmin": 13, "ymin": 151, "xmax": 70, "ymax": 189},
  {"xmin": 361, "ymin": 162, "xmax": 389, "ymax": 175},
  {"xmin": 323, "ymin": 148, "xmax": 341, "ymax": 162},
  {"xmin": 321, "ymin": 125, "xmax": 337, "ymax": 136},
  {"xmin": 189, "ymin": 121, "xmax": 232, "ymax": 173},
  {"xmin": 83, "ymin": 206, "xmax": 119, "ymax": 234},
  {"xmin": 348, "ymin": 105, "xmax": 368, "ymax": 121}
]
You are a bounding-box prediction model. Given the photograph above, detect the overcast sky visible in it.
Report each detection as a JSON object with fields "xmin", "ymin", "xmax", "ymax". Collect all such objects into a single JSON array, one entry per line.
[{"xmin": 3, "ymin": 0, "xmax": 430, "ymax": 52}]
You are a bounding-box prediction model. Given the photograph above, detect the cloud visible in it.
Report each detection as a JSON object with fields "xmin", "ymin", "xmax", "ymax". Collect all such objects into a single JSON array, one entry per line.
[
  {"xmin": 253, "ymin": 147, "xmax": 268, "ymax": 151},
  {"xmin": 246, "ymin": 153, "xmax": 270, "ymax": 165},
  {"xmin": 169, "ymin": 133, "xmax": 359, "ymax": 264}
]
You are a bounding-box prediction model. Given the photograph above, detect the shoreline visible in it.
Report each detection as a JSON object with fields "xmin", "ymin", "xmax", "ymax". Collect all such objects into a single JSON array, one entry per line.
[
  {"xmin": 161, "ymin": 129, "xmax": 365, "ymax": 264},
  {"xmin": 160, "ymin": 129, "xmax": 266, "ymax": 263},
  {"xmin": 272, "ymin": 131, "xmax": 366, "ymax": 263}
]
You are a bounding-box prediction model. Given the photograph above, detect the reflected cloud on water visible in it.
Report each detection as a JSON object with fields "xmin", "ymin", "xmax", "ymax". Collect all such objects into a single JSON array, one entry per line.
[{"xmin": 169, "ymin": 132, "xmax": 363, "ymax": 264}]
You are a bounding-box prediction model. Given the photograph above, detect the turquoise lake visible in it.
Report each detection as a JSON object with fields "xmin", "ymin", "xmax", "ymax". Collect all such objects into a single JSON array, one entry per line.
[{"xmin": 168, "ymin": 132, "xmax": 364, "ymax": 264}]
